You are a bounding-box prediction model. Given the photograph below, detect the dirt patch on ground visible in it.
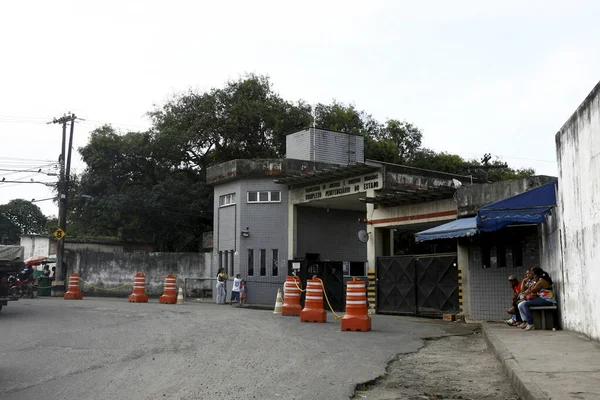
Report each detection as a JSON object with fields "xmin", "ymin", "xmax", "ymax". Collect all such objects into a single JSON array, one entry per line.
[{"xmin": 354, "ymin": 331, "xmax": 520, "ymax": 400}]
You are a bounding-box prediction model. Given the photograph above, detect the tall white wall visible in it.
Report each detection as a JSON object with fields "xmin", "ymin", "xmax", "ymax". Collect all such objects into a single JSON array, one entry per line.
[
  {"xmin": 20, "ymin": 235, "xmax": 51, "ymax": 259},
  {"xmin": 555, "ymin": 81, "xmax": 600, "ymax": 341}
]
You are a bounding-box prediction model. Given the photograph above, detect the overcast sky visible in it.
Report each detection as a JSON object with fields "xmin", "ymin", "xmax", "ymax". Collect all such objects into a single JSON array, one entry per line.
[{"xmin": 1, "ymin": 0, "xmax": 599, "ymax": 217}]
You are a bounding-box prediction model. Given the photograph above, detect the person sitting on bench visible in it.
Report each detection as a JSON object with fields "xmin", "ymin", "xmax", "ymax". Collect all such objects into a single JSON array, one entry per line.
[
  {"xmin": 517, "ymin": 267, "xmax": 556, "ymax": 331},
  {"xmin": 505, "ymin": 274, "xmax": 523, "ymax": 326}
]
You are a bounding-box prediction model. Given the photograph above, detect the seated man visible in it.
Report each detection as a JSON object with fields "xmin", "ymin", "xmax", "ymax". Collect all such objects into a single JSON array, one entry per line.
[{"xmin": 505, "ymin": 275, "xmax": 522, "ymax": 326}]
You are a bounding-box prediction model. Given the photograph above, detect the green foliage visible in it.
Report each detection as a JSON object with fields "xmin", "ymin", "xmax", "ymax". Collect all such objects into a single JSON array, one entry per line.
[
  {"xmin": 149, "ymin": 74, "xmax": 312, "ymax": 167},
  {"xmin": 0, "ymin": 199, "xmax": 48, "ymax": 244},
  {"xmin": 67, "ymin": 74, "xmax": 536, "ymax": 251},
  {"xmin": 314, "ymin": 102, "xmax": 423, "ymax": 164}
]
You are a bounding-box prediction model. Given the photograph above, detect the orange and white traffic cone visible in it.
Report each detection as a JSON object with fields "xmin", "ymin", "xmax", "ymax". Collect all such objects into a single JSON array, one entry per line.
[
  {"xmin": 300, "ymin": 275, "xmax": 327, "ymax": 323},
  {"xmin": 64, "ymin": 273, "xmax": 83, "ymax": 300},
  {"xmin": 282, "ymin": 276, "xmax": 302, "ymax": 316},
  {"xmin": 341, "ymin": 277, "xmax": 371, "ymax": 332},
  {"xmin": 128, "ymin": 273, "xmax": 149, "ymax": 303},
  {"xmin": 159, "ymin": 274, "xmax": 177, "ymax": 304},
  {"xmin": 176, "ymin": 287, "xmax": 184, "ymax": 304},
  {"xmin": 273, "ymin": 288, "xmax": 283, "ymax": 314}
]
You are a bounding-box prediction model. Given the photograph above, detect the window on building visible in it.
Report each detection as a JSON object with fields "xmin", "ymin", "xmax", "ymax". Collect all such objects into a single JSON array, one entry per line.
[
  {"xmin": 349, "ymin": 262, "xmax": 366, "ymax": 277},
  {"xmin": 246, "ymin": 191, "xmax": 281, "ymax": 203},
  {"xmin": 496, "ymin": 243, "xmax": 507, "ymax": 268},
  {"xmin": 259, "ymin": 249, "xmax": 266, "ymax": 276},
  {"xmin": 219, "ymin": 251, "xmax": 223, "ymax": 270},
  {"xmin": 512, "ymin": 242, "xmax": 523, "ymax": 267},
  {"xmin": 247, "ymin": 249, "xmax": 254, "ymax": 276},
  {"xmin": 230, "ymin": 250, "xmax": 235, "ymax": 276},
  {"xmin": 272, "ymin": 249, "xmax": 279, "ymax": 276},
  {"xmin": 219, "ymin": 193, "xmax": 236, "ymax": 207},
  {"xmin": 224, "ymin": 251, "xmax": 229, "ymax": 274}
]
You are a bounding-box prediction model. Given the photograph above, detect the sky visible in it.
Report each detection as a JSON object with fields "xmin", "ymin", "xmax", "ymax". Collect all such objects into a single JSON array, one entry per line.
[{"xmin": 1, "ymin": 0, "xmax": 599, "ymax": 217}]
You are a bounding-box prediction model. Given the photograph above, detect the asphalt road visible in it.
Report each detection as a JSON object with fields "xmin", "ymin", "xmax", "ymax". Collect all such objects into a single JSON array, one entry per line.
[{"xmin": 0, "ymin": 298, "xmax": 477, "ymax": 400}]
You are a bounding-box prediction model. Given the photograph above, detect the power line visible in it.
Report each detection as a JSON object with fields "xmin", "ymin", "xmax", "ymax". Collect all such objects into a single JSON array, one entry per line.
[
  {"xmin": 0, "ymin": 156, "xmax": 57, "ymax": 162},
  {"xmin": 0, "ymin": 166, "xmax": 58, "ymax": 174},
  {"xmin": 0, "ymin": 179, "xmax": 56, "ymax": 186}
]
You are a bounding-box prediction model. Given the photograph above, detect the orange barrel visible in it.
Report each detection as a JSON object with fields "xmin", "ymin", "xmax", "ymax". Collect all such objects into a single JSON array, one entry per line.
[
  {"xmin": 159, "ymin": 274, "xmax": 177, "ymax": 304},
  {"xmin": 300, "ymin": 275, "xmax": 327, "ymax": 323},
  {"xmin": 64, "ymin": 273, "xmax": 83, "ymax": 300},
  {"xmin": 341, "ymin": 277, "xmax": 371, "ymax": 332},
  {"xmin": 281, "ymin": 276, "xmax": 302, "ymax": 316},
  {"xmin": 128, "ymin": 273, "xmax": 149, "ymax": 303}
]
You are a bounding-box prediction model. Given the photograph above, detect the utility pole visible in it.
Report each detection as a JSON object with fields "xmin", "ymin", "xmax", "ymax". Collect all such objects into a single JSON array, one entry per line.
[{"xmin": 49, "ymin": 113, "xmax": 77, "ymax": 293}]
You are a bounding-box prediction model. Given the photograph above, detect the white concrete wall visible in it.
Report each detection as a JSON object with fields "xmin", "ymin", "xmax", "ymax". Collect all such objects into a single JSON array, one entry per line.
[
  {"xmin": 555, "ymin": 81, "xmax": 600, "ymax": 340},
  {"xmin": 20, "ymin": 235, "xmax": 51, "ymax": 259},
  {"xmin": 540, "ymin": 213, "xmax": 565, "ymax": 324}
]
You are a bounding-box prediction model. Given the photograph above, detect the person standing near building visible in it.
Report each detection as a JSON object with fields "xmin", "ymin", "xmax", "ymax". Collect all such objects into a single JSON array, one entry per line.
[
  {"xmin": 230, "ymin": 274, "xmax": 242, "ymax": 305},
  {"xmin": 216, "ymin": 268, "xmax": 228, "ymax": 304},
  {"xmin": 239, "ymin": 279, "xmax": 247, "ymax": 307}
]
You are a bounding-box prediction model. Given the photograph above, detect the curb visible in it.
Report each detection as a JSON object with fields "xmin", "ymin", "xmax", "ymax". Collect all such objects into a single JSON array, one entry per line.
[{"xmin": 481, "ymin": 324, "xmax": 550, "ymax": 400}]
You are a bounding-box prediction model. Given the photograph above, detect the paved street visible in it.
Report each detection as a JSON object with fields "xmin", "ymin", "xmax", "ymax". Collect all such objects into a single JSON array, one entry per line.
[{"xmin": 2, "ymin": 297, "xmax": 478, "ymax": 400}]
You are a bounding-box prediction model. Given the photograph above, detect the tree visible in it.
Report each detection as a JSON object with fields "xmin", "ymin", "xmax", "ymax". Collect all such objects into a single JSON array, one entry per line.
[
  {"xmin": 0, "ymin": 199, "xmax": 48, "ymax": 244},
  {"xmin": 72, "ymin": 126, "xmax": 213, "ymax": 251},
  {"xmin": 411, "ymin": 150, "xmax": 535, "ymax": 182},
  {"xmin": 376, "ymin": 120, "xmax": 423, "ymax": 164},
  {"xmin": 67, "ymin": 74, "xmax": 537, "ymax": 251},
  {"xmin": 149, "ymin": 74, "xmax": 312, "ymax": 169}
]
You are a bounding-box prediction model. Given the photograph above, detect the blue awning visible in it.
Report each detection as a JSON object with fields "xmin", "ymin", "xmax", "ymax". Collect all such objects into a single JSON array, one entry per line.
[
  {"xmin": 476, "ymin": 180, "xmax": 557, "ymax": 232},
  {"xmin": 415, "ymin": 217, "xmax": 477, "ymax": 242}
]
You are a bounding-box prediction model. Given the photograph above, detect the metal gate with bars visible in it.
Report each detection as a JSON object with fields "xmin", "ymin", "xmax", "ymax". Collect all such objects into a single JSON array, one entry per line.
[{"xmin": 376, "ymin": 253, "xmax": 459, "ymax": 316}]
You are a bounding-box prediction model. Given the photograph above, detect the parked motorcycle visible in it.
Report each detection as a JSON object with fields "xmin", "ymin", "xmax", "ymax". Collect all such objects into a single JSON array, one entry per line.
[{"xmin": 8, "ymin": 266, "xmax": 37, "ymax": 298}]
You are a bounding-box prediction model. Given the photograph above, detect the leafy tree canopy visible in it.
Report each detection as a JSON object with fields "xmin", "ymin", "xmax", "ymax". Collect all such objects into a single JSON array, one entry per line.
[
  {"xmin": 0, "ymin": 199, "xmax": 48, "ymax": 245},
  {"xmin": 66, "ymin": 74, "xmax": 535, "ymax": 251}
]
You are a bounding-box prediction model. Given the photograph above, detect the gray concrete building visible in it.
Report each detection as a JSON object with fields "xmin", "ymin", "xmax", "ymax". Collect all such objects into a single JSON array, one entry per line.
[{"xmin": 207, "ymin": 128, "xmax": 473, "ymax": 309}]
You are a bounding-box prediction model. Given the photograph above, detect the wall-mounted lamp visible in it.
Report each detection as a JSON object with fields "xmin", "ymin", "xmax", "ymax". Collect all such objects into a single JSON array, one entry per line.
[{"xmin": 241, "ymin": 227, "xmax": 250, "ymax": 238}]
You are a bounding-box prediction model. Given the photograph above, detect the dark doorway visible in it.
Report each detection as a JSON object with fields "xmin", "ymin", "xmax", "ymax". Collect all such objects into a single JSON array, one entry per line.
[{"xmin": 288, "ymin": 259, "xmax": 346, "ymax": 311}]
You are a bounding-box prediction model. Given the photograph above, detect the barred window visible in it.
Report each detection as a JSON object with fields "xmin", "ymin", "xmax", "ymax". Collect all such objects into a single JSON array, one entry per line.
[
  {"xmin": 247, "ymin": 249, "xmax": 254, "ymax": 276},
  {"xmin": 259, "ymin": 249, "xmax": 266, "ymax": 276},
  {"xmin": 272, "ymin": 249, "xmax": 279, "ymax": 276}
]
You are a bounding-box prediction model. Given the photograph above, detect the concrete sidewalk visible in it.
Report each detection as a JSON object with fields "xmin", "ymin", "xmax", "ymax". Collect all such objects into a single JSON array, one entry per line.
[{"xmin": 483, "ymin": 323, "xmax": 600, "ymax": 400}]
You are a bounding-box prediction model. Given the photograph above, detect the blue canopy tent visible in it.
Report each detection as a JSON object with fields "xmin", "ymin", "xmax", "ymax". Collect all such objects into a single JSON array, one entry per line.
[
  {"xmin": 415, "ymin": 217, "xmax": 477, "ymax": 242},
  {"xmin": 415, "ymin": 180, "xmax": 558, "ymax": 241},
  {"xmin": 476, "ymin": 180, "xmax": 557, "ymax": 232}
]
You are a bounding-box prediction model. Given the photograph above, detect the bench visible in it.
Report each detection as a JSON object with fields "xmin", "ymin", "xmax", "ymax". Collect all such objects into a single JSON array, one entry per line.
[{"xmin": 530, "ymin": 305, "xmax": 558, "ymax": 330}]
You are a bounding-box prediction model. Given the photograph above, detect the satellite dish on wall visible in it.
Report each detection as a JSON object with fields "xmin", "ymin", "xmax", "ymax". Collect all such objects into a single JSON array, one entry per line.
[{"xmin": 358, "ymin": 230, "xmax": 370, "ymax": 243}]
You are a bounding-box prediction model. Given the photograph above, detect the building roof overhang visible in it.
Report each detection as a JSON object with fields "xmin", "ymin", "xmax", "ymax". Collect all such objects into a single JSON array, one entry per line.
[
  {"xmin": 273, "ymin": 163, "xmax": 380, "ymax": 187},
  {"xmin": 358, "ymin": 185, "xmax": 456, "ymax": 206}
]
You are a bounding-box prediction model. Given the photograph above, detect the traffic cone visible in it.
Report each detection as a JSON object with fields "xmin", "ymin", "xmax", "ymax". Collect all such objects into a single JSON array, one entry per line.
[
  {"xmin": 128, "ymin": 273, "xmax": 149, "ymax": 303},
  {"xmin": 300, "ymin": 275, "xmax": 327, "ymax": 323},
  {"xmin": 159, "ymin": 274, "xmax": 177, "ymax": 304},
  {"xmin": 341, "ymin": 277, "xmax": 371, "ymax": 332},
  {"xmin": 64, "ymin": 273, "xmax": 83, "ymax": 300},
  {"xmin": 176, "ymin": 287, "xmax": 184, "ymax": 304},
  {"xmin": 282, "ymin": 276, "xmax": 302, "ymax": 316},
  {"xmin": 273, "ymin": 288, "xmax": 283, "ymax": 314}
]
